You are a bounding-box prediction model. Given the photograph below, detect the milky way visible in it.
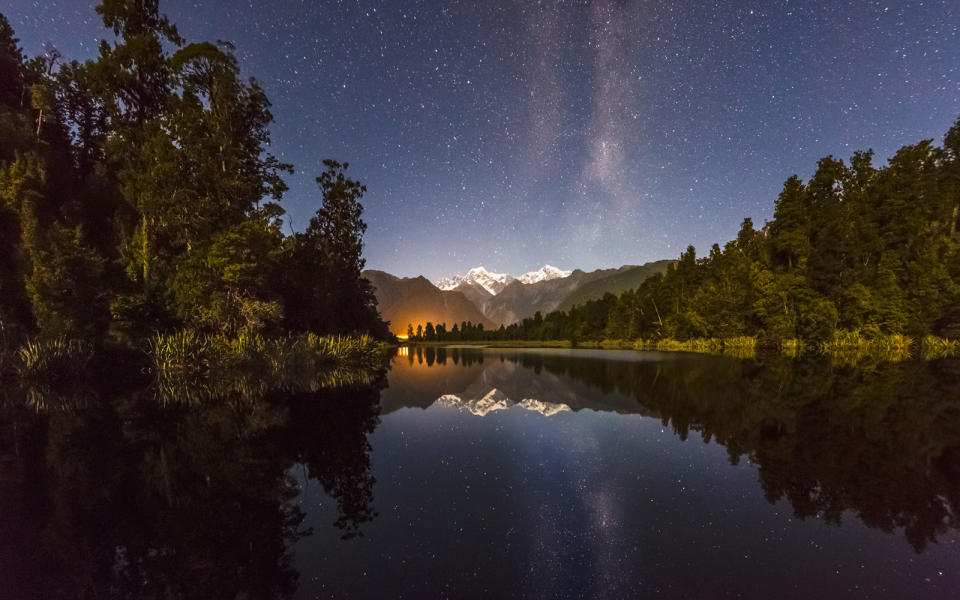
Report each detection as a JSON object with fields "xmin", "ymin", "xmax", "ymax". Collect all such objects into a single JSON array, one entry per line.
[{"xmin": 6, "ymin": 0, "xmax": 960, "ymax": 279}]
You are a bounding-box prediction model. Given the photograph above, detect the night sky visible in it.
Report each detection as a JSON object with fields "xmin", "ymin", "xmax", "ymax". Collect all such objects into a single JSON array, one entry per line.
[{"xmin": 5, "ymin": 1, "xmax": 960, "ymax": 280}]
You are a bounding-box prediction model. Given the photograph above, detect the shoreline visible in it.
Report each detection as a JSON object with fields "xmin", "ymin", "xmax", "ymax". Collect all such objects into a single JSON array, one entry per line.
[{"xmin": 400, "ymin": 334, "xmax": 960, "ymax": 360}]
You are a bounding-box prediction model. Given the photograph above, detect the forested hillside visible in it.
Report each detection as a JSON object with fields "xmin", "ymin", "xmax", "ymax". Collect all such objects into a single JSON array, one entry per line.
[
  {"xmin": 418, "ymin": 124, "xmax": 960, "ymax": 345},
  {"xmin": 554, "ymin": 261, "xmax": 674, "ymax": 313},
  {"xmin": 0, "ymin": 3, "xmax": 387, "ymax": 357}
]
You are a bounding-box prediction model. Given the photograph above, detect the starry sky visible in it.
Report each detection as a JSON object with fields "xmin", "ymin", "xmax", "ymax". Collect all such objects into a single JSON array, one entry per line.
[{"xmin": 5, "ymin": 1, "xmax": 960, "ymax": 280}]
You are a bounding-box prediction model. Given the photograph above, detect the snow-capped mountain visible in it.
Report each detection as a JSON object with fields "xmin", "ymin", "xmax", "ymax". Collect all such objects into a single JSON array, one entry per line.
[
  {"xmin": 436, "ymin": 266, "xmax": 515, "ymax": 295},
  {"xmin": 517, "ymin": 264, "xmax": 572, "ymax": 285},
  {"xmin": 436, "ymin": 264, "xmax": 571, "ymax": 295},
  {"xmin": 369, "ymin": 261, "xmax": 673, "ymax": 331}
]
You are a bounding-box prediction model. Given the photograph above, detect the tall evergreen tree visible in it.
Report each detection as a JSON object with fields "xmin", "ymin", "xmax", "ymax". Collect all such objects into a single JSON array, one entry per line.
[{"xmin": 282, "ymin": 160, "xmax": 385, "ymax": 336}]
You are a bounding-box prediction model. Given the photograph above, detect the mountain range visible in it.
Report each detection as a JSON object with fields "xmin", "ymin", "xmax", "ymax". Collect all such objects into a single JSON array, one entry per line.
[
  {"xmin": 435, "ymin": 265, "xmax": 572, "ymax": 294},
  {"xmin": 363, "ymin": 260, "xmax": 672, "ymax": 335}
]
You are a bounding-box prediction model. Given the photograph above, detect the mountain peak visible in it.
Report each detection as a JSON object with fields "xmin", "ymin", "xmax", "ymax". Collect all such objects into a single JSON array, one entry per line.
[
  {"xmin": 517, "ymin": 264, "xmax": 573, "ymax": 285},
  {"xmin": 436, "ymin": 264, "xmax": 571, "ymax": 295},
  {"xmin": 436, "ymin": 267, "xmax": 515, "ymax": 295}
]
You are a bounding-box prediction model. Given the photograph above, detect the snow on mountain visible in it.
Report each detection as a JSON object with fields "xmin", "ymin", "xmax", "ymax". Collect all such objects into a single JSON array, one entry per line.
[
  {"xmin": 436, "ymin": 266, "xmax": 515, "ymax": 295},
  {"xmin": 517, "ymin": 264, "xmax": 572, "ymax": 285},
  {"xmin": 436, "ymin": 264, "xmax": 570, "ymax": 295}
]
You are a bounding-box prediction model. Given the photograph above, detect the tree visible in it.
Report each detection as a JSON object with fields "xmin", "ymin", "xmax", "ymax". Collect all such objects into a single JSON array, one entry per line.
[
  {"xmin": 0, "ymin": 6, "xmax": 395, "ymax": 346},
  {"xmin": 93, "ymin": 0, "xmax": 182, "ymax": 122},
  {"xmin": 0, "ymin": 189, "xmax": 32, "ymax": 348},
  {"xmin": 24, "ymin": 223, "xmax": 109, "ymax": 338},
  {"xmin": 171, "ymin": 217, "xmax": 285, "ymax": 336},
  {"xmin": 281, "ymin": 160, "xmax": 385, "ymax": 336},
  {"xmin": 0, "ymin": 13, "xmax": 25, "ymax": 110}
]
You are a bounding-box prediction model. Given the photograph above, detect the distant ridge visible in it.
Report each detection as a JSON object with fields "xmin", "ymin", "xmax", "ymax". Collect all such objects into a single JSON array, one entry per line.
[
  {"xmin": 474, "ymin": 261, "xmax": 671, "ymax": 326},
  {"xmin": 366, "ymin": 260, "xmax": 672, "ymax": 330},
  {"xmin": 451, "ymin": 281, "xmax": 495, "ymax": 315}
]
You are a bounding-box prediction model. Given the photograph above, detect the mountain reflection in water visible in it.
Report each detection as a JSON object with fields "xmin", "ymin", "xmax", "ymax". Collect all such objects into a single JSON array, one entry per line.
[
  {"xmin": 384, "ymin": 347, "xmax": 960, "ymax": 553},
  {"xmin": 2, "ymin": 347, "xmax": 959, "ymax": 599}
]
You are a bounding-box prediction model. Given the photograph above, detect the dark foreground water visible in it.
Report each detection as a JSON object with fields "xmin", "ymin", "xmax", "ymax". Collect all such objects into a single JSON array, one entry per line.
[{"xmin": 2, "ymin": 348, "xmax": 960, "ymax": 599}]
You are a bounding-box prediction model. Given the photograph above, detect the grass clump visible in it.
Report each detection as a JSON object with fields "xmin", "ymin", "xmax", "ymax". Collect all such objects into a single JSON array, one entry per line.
[
  {"xmin": 209, "ymin": 332, "xmax": 382, "ymax": 371},
  {"xmin": 147, "ymin": 331, "xmax": 211, "ymax": 377},
  {"xmin": 147, "ymin": 331, "xmax": 383, "ymax": 373},
  {"xmin": 17, "ymin": 337, "xmax": 94, "ymax": 379},
  {"xmin": 11, "ymin": 337, "xmax": 96, "ymax": 411},
  {"xmin": 820, "ymin": 330, "xmax": 913, "ymax": 363},
  {"xmin": 147, "ymin": 331, "xmax": 385, "ymax": 404},
  {"xmin": 305, "ymin": 333, "xmax": 381, "ymax": 367},
  {"xmin": 919, "ymin": 335, "xmax": 959, "ymax": 359},
  {"xmin": 718, "ymin": 336, "xmax": 757, "ymax": 359},
  {"xmin": 779, "ymin": 338, "xmax": 804, "ymax": 357},
  {"xmin": 628, "ymin": 337, "xmax": 756, "ymax": 357}
]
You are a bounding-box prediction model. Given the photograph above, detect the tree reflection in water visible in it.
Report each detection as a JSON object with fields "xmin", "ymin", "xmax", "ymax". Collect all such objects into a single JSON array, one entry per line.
[
  {"xmin": 456, "ymin": 349, "xmax": 960, "ymax": 552},
  {"xmin": 0, "ymin": 372, "xmax": 384, "ymax": 599},
  {"xmin": 1, "ymin": 349, "xmax": 959, "ymax": 598}
]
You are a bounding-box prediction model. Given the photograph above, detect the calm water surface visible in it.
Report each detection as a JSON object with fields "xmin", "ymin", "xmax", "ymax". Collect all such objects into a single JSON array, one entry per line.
[{"xmin": 3, "ymin": 347, "xmax": 959, "ymax": 598}]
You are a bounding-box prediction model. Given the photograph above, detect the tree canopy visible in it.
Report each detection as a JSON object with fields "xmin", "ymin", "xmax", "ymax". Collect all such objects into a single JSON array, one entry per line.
[{"xmin": 0, "ymin": 5, "xmax": 388, "ymax": 351}]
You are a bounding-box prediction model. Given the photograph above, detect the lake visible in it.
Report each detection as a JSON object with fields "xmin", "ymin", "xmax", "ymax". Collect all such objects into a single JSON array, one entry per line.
[{"xmin": 3, "ymin": 347, "xmax": 959, "ymax": 598}]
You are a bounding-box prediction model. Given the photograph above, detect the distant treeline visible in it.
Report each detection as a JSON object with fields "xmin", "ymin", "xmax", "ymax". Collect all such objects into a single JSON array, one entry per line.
[
  {"xmin": 0, "ymin": 3, "xmax": 387, "ymax": 357},
  {"xmin": 409, "ymin": 121, "xmax": 960, "ymax": 345}
]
